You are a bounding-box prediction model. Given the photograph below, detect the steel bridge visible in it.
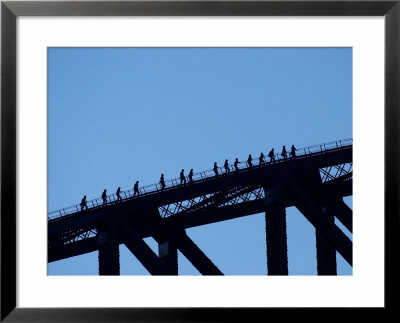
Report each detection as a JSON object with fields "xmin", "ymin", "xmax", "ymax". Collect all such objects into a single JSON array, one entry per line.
[{"xmin": 48, "ymin": 139, "xmax": 353, "ymax": 275}]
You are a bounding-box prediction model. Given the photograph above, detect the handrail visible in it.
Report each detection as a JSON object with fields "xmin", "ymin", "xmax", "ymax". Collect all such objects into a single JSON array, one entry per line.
[{"xmin": 48, "ymin": 138, "xmax": 352, "ymax": 220}]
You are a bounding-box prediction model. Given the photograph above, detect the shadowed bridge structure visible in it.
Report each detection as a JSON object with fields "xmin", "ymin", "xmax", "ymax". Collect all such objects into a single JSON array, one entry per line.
[{"xmin": 48, "ymin": 139, "xmax": 352, "ymax": 275}]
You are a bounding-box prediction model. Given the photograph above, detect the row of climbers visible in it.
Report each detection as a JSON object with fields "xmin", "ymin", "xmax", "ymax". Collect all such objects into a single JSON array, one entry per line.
[
  {"xmin": 80, "ymin": 181, "xmax": 141, "ymax": 211},
  {"xmin": 80, "ymin": 144, "xmax": 297, "ymax": 211},
  {"xmin": 212, "ymin": 144, "xmax": 296, "ymax": 175}
]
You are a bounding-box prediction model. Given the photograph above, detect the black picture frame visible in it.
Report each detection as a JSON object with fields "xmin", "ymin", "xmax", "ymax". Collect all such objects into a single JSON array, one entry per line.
[{"xmin": 1, "ymin": 0, "xmax": 399, "ymax": 321}]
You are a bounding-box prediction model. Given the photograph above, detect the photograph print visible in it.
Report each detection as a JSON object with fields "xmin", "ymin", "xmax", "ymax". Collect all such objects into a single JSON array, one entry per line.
[{"xmin": 47, "ymin": 47, "xmax": 352, "ymax": 276}]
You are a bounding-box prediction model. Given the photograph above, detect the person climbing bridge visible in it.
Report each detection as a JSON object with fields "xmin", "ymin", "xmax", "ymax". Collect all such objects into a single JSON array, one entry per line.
[
  {"xmin": 268, "ymin": 149, "xmax": 275, "ymax": 162},
  {"xmin": 160, "ymin": 173, "xmax": 166, "ymax": 190},
  {"xmin": 290, "ymin": 144, "xmax": 297, "ymax": 159},
  {"xmin": 133, "ymin": 180, "xmax": 140, "ymax": 197},
  {"xmin": 259, "ymin": 152, "xmax": 265, "ymax": 165},
  {"xmin": 180, "ymin": 169, "xmax": 186, "ymax": 185},
  {"xmin": 116, "ymin": 187, "xmax": 122, "ymax": 201},
  {"xmin": 234, "ymin": 158, "xmax": 240, "ymax": 172},
  {"xmin": 80, "ymin": 195, "xmax": 88, "ymax": 211},
  {"xmin": 101, "ymin": 189, "xmax": 107, "ymax": 205},
  {"xmin": 213, "ymin": 162, "xmax": 219, "ymax": 176},
  {"xmin": 281, "ymin": 145, "xmax": 287, "ymax": 160},
  {"xmin": 224, "ymin": 159, "xmax": 230, "ymax": 173},
  {"xmin": 247, "ymin": 154, "xmax": 253, "ymax": 168},
  {"xmin": 188, "ymin": 169, "xmax": 194, "ymax": 183}
]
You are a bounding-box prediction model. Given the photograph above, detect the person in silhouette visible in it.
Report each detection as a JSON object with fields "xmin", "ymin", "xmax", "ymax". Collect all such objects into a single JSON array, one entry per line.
[
  {"xmin": 281, "ymin": 145, "xmax": 287, "ymax": 160},
  {"xmin": 160, "ymin": 174, "xmax": 166, "ymax": 190},
  {"xmin": 224, "ymin": 159, "xmax": 230, "ymax": 173},
  {"xmin": 116, "ymin": 187, "xmax": 122, "ymax": 201},
  {"xmin": 180, "ymin": 169, "xmax": 186, "ymax": 185},
  {"xmin": 133, "ymin": 180, "xmax": 140, "ymax": 197},
  {"xmin": 101, "ymin": 189, "xmax": 107, "ymax": 205},
  {"xmin": 290, "ymin": 144, "xmax": 297, "ymax": 159},
  {"xmin": 268, "ymin": 149, "xmax": 275, "ymax": 162},
  {"xmin": 188, "ymin": 169, "xmax": 194, "ymax": 183},
  {"xmin": 259, "ymin": 152, "xmax": 265, "ymax": 165},
  {"xmin": 213, "ymin": 162, "xmax": 219, "ymax": 176},
  {"xmin": 234, "ymin": 158, "xmax": 240, "ymax": 172},
  {"xmin": 80, "ymin": 195, "xmax": 88, "ymax": 211},
  {"xmin": 247, "ymin": 154, "xmax": 253, "ymax": 168}
]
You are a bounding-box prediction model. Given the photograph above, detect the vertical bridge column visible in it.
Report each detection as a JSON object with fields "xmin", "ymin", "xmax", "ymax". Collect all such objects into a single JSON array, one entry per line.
[
  {"xmin": 316, "ymin": 207, "xmax": 337, "ymax": 275},
  {"xmin": 98, "ymin": 221, "xmax": 120, "ymax": 275},
  {"xmin": 300, "ymin": 170, "xmax": 338, "ymax": 275},
  {"xmin": 264, "ymin": 179, "xmax": 288, "ymax": 275},
  {"xmin": 158, "ymin": 238, "xmax": 178, "ymax": 275}
]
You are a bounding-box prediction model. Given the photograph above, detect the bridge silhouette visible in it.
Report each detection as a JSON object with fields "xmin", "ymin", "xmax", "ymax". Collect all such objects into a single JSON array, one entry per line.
[{"xmin": 48, "ymin": 139, "xmax": 352, "ymax": 275}]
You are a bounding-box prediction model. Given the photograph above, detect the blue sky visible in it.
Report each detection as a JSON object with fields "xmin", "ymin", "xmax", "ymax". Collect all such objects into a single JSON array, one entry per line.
[{"xmin": 48, "ymin": 47, "xmax": 352, "ymax": 275}]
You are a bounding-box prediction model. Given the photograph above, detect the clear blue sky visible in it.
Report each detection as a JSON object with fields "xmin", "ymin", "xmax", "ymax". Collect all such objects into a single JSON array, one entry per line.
[{"xmin": 48, "ymin": 47, "xmax": 352, "ymax": 275}]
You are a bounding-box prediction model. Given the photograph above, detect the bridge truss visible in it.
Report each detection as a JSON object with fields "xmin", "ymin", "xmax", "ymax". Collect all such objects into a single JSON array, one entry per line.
[{"xmin": 48, "ymin": 139, "xmax": 353, "ymax": 275}]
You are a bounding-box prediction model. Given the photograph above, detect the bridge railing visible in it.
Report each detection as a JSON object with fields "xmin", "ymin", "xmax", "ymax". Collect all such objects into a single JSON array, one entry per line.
[{"xmin": 48, "ymin": 138, "xmax": 352, "ymax": 220}]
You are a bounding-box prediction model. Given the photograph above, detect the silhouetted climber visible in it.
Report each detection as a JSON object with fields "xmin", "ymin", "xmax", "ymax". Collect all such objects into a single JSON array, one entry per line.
[
  {"xmin": 101, "ymin": 189, "xmax": 107, "ymax": 205},
  {"xmin": 268, "ymin": 149, "xmax": 275, "ymax": 162},
  {"xmin": 259, "ymin": 152, "xmax": 265, "ymax": 165},
  {"xmin": 290, "ymin": 145, "xmax": 297, "ymax": 159},
  {"xmin": 133, "ymin": 180, "xmax": 140, "ymax": 197},
  {"xmin": 80, "ymin": 195, "xmax": 88, "ymax": 211},
  {"xmin": 213, "ymin": 162, "xmax": 219, "ymax": 176},
  {"xmin": 234, "ymin": 158, "xmax": 240, "ymax": 172},
  {"xmin": 281, "ymin": 145, "xmax": 287, "ymax": 160},
  {"xmin": 188, "ymin": 169, "xmax": 194, "ymax": 183},
  {"xmin": 224, "ymin": 159, "xmax": 230, "ymax": 173},
  {"xmin": 247, "ymin": 154, "xmax": 253, "ymax": 168},
  {"xmin": 160, "ymin": 174, "xmax": 166, "ymax": 190},
  {"xmin": 180, "ymin": 169, "xmax": 186, "ymax": 185},
  {"xmin": 116, "ymin": 187, "xmax": 122, "ymax": 201}
]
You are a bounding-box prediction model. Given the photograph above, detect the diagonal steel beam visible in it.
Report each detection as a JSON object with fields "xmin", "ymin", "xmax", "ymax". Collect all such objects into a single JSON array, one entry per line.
[
  {"xmin": 119, "ymin": 218, "xmax": 169, "ymax": 275},
  {"xmin": 288, "ymin": 178, "xmax": 353, "ymax": 266},
  {"xmin": 326, "ymin": 199, "xmax": 353, "ymax": 233},
  {"xmin": 300, "ymin": 180, "xmax": 353, "ymax": 233},
  {"xmin": 176, "ymin": 232, "xmax": 223, "ymax": 275}
]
